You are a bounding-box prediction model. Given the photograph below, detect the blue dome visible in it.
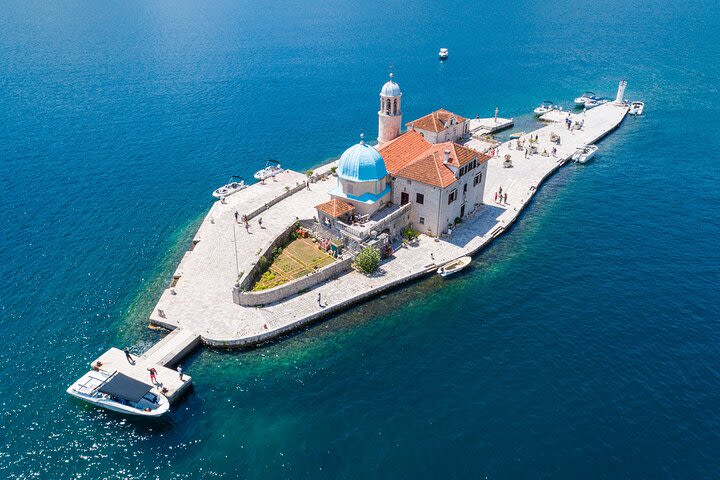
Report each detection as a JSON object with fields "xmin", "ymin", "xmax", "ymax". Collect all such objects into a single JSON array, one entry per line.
[
  {"xmin": 381, "ymin": 80, "xmax": 402, "ymax": 97},
  {"xmin": 337, "ymin": 142, "xmax": 388, "ymax": 182}
]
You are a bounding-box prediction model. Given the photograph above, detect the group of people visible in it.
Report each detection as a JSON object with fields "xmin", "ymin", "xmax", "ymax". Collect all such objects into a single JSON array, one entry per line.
[
  {"xmin": 494, "ymin": 187, "xmax": 508, "ymax": 205},
  {"xmin": 565, "ymin": 114, "xmax": 584, "ymax": 132},
  {"xmin": 123, "ymin": 348, "xmax": 185, "ymax": 386},
  {"xmin": 234, "ymin": 211, "xmax": 257, "ymax": 232}
]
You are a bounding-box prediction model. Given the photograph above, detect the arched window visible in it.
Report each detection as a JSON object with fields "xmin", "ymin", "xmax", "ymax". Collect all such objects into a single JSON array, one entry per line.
[{"xmin": 393, "ymin": 98, "xmax": 398, "ymax": 114}]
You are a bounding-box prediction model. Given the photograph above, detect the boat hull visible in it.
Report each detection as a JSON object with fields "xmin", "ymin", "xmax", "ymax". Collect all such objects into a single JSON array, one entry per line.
[{"xmin": 437, "ymin": 256, "xmax": 472, "ymax": 277}]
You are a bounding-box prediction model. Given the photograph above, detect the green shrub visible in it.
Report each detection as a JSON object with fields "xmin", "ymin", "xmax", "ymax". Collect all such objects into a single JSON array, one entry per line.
[
  {"xmin": 306, "ymin": 169, "xmax": 314, "ymax": 177},
  {"xmin": 402, "ymin": 227, "xmax": 420, "ymax": 241},
  {"xmin": 258, "ymin": 256, "xmax": 269, "ymax": 271},
  {"xmin": 353, "ymin": 246, "xmax": 381, "ymax": 274}
]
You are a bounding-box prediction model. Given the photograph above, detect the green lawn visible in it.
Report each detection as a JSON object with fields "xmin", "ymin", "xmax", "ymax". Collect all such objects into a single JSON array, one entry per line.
[{"xmin": 253, "ymin": 237, "xmax": 335, "ymax": 291}]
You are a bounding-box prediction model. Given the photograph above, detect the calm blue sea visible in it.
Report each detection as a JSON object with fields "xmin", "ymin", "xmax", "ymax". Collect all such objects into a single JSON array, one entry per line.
[{"xmin": 1, "ymin": 0, "xmax": 719, "ymax": 477}]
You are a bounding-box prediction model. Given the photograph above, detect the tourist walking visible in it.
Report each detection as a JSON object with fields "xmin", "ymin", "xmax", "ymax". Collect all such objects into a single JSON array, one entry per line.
[
  {"xmin": 258, "ymin": 217, "xmax": 263, "ymax": 229},
  {"xmin": 494, "ymin": 192, "xmax": 498, "ymax": 203},
  {"xmin": 124, "ymin": 347, "xmax": 133, "ymax": 363},
  {"xmin": 504, "ymin": 192, "xmax": 508, "ymax": 204},
  {"xmin": 234, "ymin": 211, "xmax": 239, "ymax": 223},
  {"xmin": 317, "ymin": 292, "xmax": 322, "ymax": 306},
  {"xmin": 498, "ymin": 186, "xmax": 503, "ymax": 196},
  {"xmin": 551, "ymin": 146, "xmax": 557, "ymax": 157},
  {"xmin": 177, "ymin": 365, "xmax": 183, "ymax": 380},
  {"xmin": 147, "ymin": 367, "xmax": 157, "ymax": 384}
]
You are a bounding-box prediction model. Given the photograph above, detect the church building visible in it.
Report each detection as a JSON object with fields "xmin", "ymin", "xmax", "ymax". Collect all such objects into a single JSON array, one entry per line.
[{"xmin": 316, "ymin": 73, "xmax": 490, "ymax": 239}]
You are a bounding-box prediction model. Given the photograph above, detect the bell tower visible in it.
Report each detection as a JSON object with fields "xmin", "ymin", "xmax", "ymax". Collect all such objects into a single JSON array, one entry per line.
[{"xmin": 378, "ymin": 72, "xmax": 402, "ymax": 144}]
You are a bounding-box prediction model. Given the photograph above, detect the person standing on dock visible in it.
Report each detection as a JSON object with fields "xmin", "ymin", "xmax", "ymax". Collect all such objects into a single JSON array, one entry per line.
[
  {"xmin": 258, "ymin": 217, "xmax": 263, "ymax": 229},
  {"xmin": 317, "ymin": 292, "xmax": 322, "ymax": 307},
  {"xmin": 177, "ymin": 365, "xmax": 183, "ymax": 381},
  {"xmin": 124, "ymin": 347, "xmax": 134, "ymax": 364},
  {"xmin": 504, "ymin": 192, "xmax": 508, "ymax": 204},
  {"xmin": 147, "ymin": 367, "xmax": 158, "ymax": 384}
]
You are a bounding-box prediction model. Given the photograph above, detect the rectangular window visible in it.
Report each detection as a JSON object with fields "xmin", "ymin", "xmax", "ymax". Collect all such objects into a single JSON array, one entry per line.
[
  {"xmin": 416, "ymin": 193, "xmax": 424, "ymax": 204},
  {"xmin": 463, "ymin": 183, "xmax": 467, "ymax": 193},
  {"xmin": 474, "ymin": 172, "xmax": 483, "ymax": 186},
  {"xmin": 419, "ymin": 217, "xmax": 425, "ymax": 225},
  {"xmin": 448, "ymin": 189, "xmax": 457, "ymax": 204}
]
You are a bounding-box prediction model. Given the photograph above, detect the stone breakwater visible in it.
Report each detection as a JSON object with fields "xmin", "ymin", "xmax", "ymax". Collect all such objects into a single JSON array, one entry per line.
[{"xmin": 147, "ymin": 102, "xmax": 628, "ymax": 347}]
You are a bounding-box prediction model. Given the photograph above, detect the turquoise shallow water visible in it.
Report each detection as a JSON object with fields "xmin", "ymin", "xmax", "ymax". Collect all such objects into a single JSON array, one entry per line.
[{"xmin": 1, "ymin": 0, "xmax": 720, "ymax": 477}]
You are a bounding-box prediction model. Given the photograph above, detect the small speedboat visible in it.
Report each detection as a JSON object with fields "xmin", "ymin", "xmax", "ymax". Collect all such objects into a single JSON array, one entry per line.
[
  {"xmin": 254, "ymin": 160, "xmax": 283, "ymax": 181},
  {"xmin": 534, "ymin": 100, "xmax": 556, "ymax": 116},
  {"xmin": 438, "ymin": 48, "xmax": 449, "ymax": 59},
  {"xmin": 629, "ymin": 101, "xmax": 645, "ymax": 116},
  {"xmin": 212, "ymin": 176, "xmax": 247, "ymax": 198},
  {"xmin": 574, "ymin": 91, "xmax": 597, "ymax": 106},
  {"xmin": 572, "ymin": 144, "xmax": 598, "ymax": 164},
  {"xmin": 509, "ymin": 131, "xmax": 526, "ymax": 139},
  {"xmin": 67, "ymin": 370, "xmax": 170, "ymax": 417},
  {"xmin": 437, "ymin": 256, "xmax": 471, "ymax": 277},
  {"xmin": 584, "ymin": 98, "xmax": 608, "ymax": 109}
]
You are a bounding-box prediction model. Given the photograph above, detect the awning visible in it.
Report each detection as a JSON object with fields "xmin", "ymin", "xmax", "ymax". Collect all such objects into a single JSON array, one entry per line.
[{"xmin": 98, "ymin": 372, "xmax": 152, "ymax": 403}]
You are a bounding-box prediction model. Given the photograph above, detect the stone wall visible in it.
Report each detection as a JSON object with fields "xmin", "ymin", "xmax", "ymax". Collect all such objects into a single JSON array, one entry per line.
[{"xmin": 234, "ymin": 255, "xmax": 353, "ymax": 307}]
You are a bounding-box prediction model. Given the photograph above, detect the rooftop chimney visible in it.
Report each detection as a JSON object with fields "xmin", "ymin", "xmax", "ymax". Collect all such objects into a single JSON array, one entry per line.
[{"xmin": 444, "ymin": 149, "xmax": 451, "ymax": 164}]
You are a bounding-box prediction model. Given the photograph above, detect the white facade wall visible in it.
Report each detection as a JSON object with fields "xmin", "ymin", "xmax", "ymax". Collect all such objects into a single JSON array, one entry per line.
[{"xmin": 391, "ymin": 160, "xmax": 488, "ymax": 235}]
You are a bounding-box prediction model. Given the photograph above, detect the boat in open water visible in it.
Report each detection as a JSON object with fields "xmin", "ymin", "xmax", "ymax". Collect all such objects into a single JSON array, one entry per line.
[
  {"xmin": 67, "ymin": 370, "xmax": 170, "ymax": 417},
  {"xmin": 572, "ymin": 144, "xmax": 598, "ymax": 164},
  {"xmin": 438, "ymin": 48, "xmax": 449, "ymax": 59},
  {"xmin": 437, "ymin": 256, "xmax": 471, "ymax": 277},
  {"xmin": 212, "ymin": 176, "xmax": 247, "ymax": 199},
  {"xmin": 254, "ymin": 160, "xmax": 283, "ymax": 181}
]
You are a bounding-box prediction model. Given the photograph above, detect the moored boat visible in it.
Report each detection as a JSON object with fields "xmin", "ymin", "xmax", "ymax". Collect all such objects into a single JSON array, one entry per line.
[
  {"xmin": 584, "ymin": 98, "xmax": 608, "ymax": 109},
  {"xmin": 67, "ymin": 370, "xmax": 170, "ymax": 417},
  {"xmin": 629, "ymin": 101, "xmax": 645, "ymax": 115},
  {"xmin": 212, "ymin": 176, "xmax": 247, "ymax": 199},
  {"xmin": 438, "ymin": 48, "xmax": 449, "ymax": 59},
  {"xmin": 572, "ymin": 144, "xmax": 598, "ymax": 164},
  {"xmin": 533, "ymin": 100, "xmax": 557, "ymax": 116},
  {"xmin": 508, "ymin": 131, "xmax": 526, "ymax": 139},
  {"xmin": 574, "ymin": 91, "xmax": 597, "ymax": 106},
  {"xmin": 254, "ymin": 160, "xmax": 283, "ymax": 181},
  {"xmin": 437, "ymin": 256, "xmax": 471, "ymax": 277}
]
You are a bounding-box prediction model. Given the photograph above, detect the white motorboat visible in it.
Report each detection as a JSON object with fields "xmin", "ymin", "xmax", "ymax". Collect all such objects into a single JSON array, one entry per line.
[
  {"xmin": 67, "ymin": 370, "xmax": 170, "ymax": 418},
  {"xmin": 533, "ymin": 100, "xmax": 557, "ymax": 116},
  {"xmin": 572, "ymin": 144, "xmax": 598, "ymax": 164},
  {"xmin": 574, "ymin": 91, "xmax": 597, "ymax": 106},
  {"xmin": 629, "ymin": 101, "xmax": 645, "ymax": 116},
  {"xmin": 438, "ymin": 48, "xmax": 449, "ymax": 59},
  {"xmin": 508, "ymin": 131, "xmax": 526, "ymax": 139},
  {"xmin": 212, "ymin": 176, "xmax": 247, "ymax": 199},
  {"xmin": 254, "ymin": 160, "xmax": 283, "ymax": 181},
  {"xmin": 437, "ymin": 256, "xmax": 471, "ymax": 277},
  {"xmin": 584, "ymin": 98, "xmax": 608, "ymax": 109}
]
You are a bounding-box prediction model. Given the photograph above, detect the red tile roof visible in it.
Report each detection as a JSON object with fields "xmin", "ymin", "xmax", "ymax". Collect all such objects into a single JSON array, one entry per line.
[
  {"xmin": 405, "ymin": 109, "xmax": 468, "ymax": 133},
  {"xmin": 377, "ymin": 132, "xmax": 490, "ymax": 188},
  {"xmin": 315, "ymin": 198, "xmax": 355, "ymax": 218},
  {"xmin": 376, "ymin": 130, "xmax": 430, "ymax": 172}
]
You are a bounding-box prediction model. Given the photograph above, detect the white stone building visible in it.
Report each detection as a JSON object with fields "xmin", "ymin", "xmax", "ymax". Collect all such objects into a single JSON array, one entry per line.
[
  {"xmin": 316, "ymin": 73, "xmax": 489, "ymax": 239},
  {"xmin": 405, "ymin": 109, "xmax": 469, "ymax": 144}
]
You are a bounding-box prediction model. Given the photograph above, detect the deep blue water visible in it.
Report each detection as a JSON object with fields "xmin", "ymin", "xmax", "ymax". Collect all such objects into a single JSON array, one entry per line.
[{"xmin": 1, "ymin": 0, "xmax": 719, "ymax": 477}]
